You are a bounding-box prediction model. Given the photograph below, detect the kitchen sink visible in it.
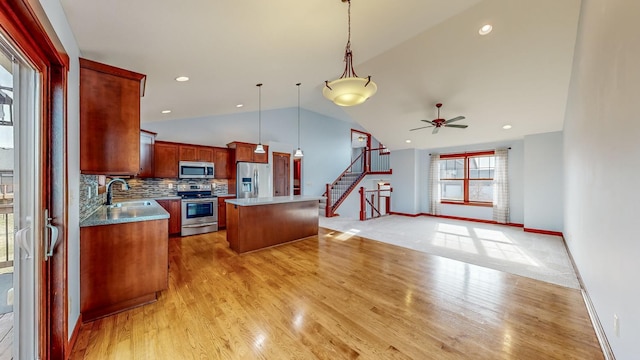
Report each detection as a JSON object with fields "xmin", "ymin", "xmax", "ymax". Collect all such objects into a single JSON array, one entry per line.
[{"xmin": 107, "ymin": 200, "xmax": 153, "ymax": 208}]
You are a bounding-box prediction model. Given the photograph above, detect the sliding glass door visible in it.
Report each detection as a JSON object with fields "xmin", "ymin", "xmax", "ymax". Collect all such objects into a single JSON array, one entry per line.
[{"xmin": 1, "ymin": 33, "xmax": 40, "ymax": 360}]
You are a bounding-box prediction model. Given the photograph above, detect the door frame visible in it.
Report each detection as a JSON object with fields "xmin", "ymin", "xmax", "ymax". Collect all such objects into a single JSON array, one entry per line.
[{"xmin": 0, "ymin": 2, "xmax": 69, "ymax": 359}]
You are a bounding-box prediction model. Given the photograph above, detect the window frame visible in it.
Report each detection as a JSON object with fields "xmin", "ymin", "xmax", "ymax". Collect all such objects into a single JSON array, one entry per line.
[{"xmin": 439, "ymin": 150, "xmax": 495, "ymax": 207}]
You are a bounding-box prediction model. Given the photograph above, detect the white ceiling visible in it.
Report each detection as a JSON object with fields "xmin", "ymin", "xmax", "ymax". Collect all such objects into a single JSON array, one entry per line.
[{"xmin": 59, "ymin": 0, "xmax": 582, "ymax": 151}]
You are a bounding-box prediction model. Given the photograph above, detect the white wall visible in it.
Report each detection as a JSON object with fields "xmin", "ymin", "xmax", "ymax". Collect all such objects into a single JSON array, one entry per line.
[
  {"xmin": 144, "ymin": 108, "xmax": 362, "ymax": 197},
  {"xmin": 38, "ymin": 0, "xmax": 81, "ymax": 338},
  {"xmin": 563, "ymin": 0, "xmax": 640, "ymax": 358},
  {"xmin": 524, "ymin": 132, "xmax": 563, "ymax": 231},
  {"xmin": 389, "ymin": 149, "xmax": 420, "ymax": 215}
]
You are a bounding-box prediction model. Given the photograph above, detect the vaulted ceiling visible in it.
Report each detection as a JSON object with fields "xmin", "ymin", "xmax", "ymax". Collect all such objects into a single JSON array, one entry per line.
[{"xmin": 59, "ymin": 0, "xmax": 581, "ymax": 150}]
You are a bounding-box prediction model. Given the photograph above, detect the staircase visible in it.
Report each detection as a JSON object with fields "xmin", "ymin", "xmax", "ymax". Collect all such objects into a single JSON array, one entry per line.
[{"xmin": 324, "ymin": 147, "xmax": 391, "ymax": 217}]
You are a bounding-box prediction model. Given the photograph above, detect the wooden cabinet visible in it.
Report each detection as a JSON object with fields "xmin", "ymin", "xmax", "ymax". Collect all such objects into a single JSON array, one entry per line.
[
  {"xmin": 198, "ymin": 147, "xmax": 214, "ymax": 162},
  {"xmin": 138, "ymin": 130, "xmax": 156, "ymax": 178},
  {"xmin": 154, "ymin": 141, "xmax": 179, "ymax": 178},
  {"xmin": 80, "ymin": 58, "xmax": 146, "ymax": 175},
  {"xmin": 180, "ymin": 144, "xmax": 214, "ymax": 162},
  {"xmin": 227, "ymin": 141, "xmax": 269, "ymax": 164},
  {"xmin": 217, "ymin": 195, "xmax": 234, "ymax": 230},
  {"xmin": 156, "ymin": 199, "xmax": 181, "ymax": 235},
  {"xmin": 80, "ymin": 219, "xmax": 168, "ymax": 321},
  {"xmin": 214, "ymin": 148, "xmax": 231, "ymax": 179},
  {"xmin": 179, "ymin": 145, "xmax": 198, "ymax": 161}
]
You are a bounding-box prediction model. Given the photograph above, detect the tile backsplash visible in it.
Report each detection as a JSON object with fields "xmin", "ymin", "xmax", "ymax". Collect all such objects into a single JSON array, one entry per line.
[
  {"xmin": 80, "ymin": 175, "xmax": 105, "ymax": 220},
  {"xmin": 111, "ymin": 178, "xmax": 229, "ymax": 200},
  {"xmin": 79, "ymin": 175, "xmax": 230, "ymax": 221}
]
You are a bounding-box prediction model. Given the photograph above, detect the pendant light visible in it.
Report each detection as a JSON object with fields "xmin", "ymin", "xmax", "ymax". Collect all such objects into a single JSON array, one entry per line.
[
  {"xmin": 323, "ymin": 0, "xmax": 377, "ymax": 107},
  {"xmin": 254, "ymin": 83, "xmax": 265, "ymax": 154},
  {"xmin": 294, "ymin": 83, "xmax": 304, "ymax": 158}
]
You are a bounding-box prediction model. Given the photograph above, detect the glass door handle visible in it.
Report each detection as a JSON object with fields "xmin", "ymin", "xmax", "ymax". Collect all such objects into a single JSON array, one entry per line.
[{"xmin": 15, "ymin": 226, "xmax": 32, "ymax": 259}]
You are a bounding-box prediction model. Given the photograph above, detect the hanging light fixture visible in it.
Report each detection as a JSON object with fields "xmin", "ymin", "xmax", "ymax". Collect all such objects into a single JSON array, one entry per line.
[
  {"xmin": 294, "ymin": 83, "xmax": 304, "ymax": 158},
  {"xmin": 254, "ymin": 83, "xmax": 265, "ymax": 154},
  {"xmin": 323, "ymin": 0, "xmax": 377, "ymax": 107}
]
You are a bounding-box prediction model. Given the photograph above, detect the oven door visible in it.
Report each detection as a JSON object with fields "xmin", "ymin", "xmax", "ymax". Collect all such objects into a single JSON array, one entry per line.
[{"xmin": 181, "ymin": 198, "xmax": 217, "ymax": 225}]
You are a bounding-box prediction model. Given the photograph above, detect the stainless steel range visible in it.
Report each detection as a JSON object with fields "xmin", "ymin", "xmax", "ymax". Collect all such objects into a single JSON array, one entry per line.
[{"xmin": 177, "ymin": 184, "xmax": 218, "ymax": 236}]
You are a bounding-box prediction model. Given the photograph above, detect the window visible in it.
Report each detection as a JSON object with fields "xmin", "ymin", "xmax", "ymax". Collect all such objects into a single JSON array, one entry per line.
[{"xmin": 440, "ymin": 151, "xmax": 495, "ymax": 205}]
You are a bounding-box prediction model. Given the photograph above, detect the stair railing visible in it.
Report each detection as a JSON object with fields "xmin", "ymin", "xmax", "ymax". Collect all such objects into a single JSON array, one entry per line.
[
  {"xmin": 359, "ymin": 185, "xmax": 392, "ymax": 221},
  {"xmin": 365, "ymin": 147, "xmax": 391, "ymax": 173},
  {"xmin": 325, "ymin": 151, "xmax": 367, "ymax": 217}
]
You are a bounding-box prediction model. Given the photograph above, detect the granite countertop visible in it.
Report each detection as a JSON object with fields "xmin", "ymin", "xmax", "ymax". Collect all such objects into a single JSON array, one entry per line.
[
  {"xmin": 80, "ymin": 199, "xmax": 169, "ymax": 227},
  {"xmin": 225, "ymin": 195, "xmax": 323, "ymax": 207},
  {"xmin": 216, "ymin": 193, "xmax": 236, "ymax": 198}
]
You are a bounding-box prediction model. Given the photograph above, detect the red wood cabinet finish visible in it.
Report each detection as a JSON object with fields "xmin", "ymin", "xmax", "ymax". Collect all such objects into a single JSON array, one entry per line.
[
  {"xmin": 226, "ymin": 200, "xmax": 318, "ymax": 254},
  {"xmin": 156, "ymin": 199, "xmax": 182, "ymax": 235},
  {"xmin": 217, "ymin": 195, "xmax": 234, "ymax": 229},
  {"xmin": 154, "ymin": 141, "xmax": 179, "ymax": 178},
  {"xmin": 80, "ymin": 219, "xmax": 168, "ymax": 321},
  {"xmin": 79, "ymin": 58, "xmax": 146, "ymax": 175},
  {"xmin": 179, "ymin": 145, "xmax": 198, "ymax": 161},
  {"xmin": 214, "ymin": 148, "xmax": 231, "ymax": 179},
  {"xmin": 138, "ymin": 130, "xmax": 156, "ymax": 178},
  {"xmin": 198, "ymin": 147, "xmax": 214, "ymax": 162},
  {"xmin": 227, "ymin": 141, "xmax": 269, "ymax": 164}
]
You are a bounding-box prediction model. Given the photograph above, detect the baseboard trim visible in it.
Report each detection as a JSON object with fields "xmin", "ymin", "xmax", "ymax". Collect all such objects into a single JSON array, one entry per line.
[
  {"xmin": 561, "ymin": 237, "xmax": 615, "ymax": 360},
  {"xmin": 389, "ymin": 212, "xmax": 524, "ymax": 228},
  {"xmin": 66, "ymin": 313, "xmax": 82, "ymax": 359},
  {"xmin": 388, "ymin": 211, "xmax": 420, "ymax": 217},
  {"xmin": 523, "ymin": 228, "xmax": 563, "ymax": 237}
]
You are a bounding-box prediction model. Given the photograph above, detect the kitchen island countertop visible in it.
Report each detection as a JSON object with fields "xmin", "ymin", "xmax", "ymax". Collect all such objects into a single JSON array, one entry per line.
[{"xmin": 226, "ymin": 195, "xmax": 322, "ymax": 207}]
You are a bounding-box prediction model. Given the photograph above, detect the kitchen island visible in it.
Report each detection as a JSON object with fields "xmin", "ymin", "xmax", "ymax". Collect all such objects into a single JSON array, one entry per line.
[{"xmin": 225, "ymin": 196, "xmax": 322, "ymax": 254}]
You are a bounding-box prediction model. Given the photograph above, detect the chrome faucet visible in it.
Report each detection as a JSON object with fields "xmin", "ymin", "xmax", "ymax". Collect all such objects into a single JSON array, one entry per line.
[{"xmin": 105, "ymin": 178, "xmax": 130, "ymax": 205}]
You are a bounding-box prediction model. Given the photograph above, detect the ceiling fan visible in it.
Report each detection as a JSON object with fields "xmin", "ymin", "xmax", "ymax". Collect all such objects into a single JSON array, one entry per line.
[{"xmin": 410, "ymin": 103, "xmax": 468, "ymax": 134}]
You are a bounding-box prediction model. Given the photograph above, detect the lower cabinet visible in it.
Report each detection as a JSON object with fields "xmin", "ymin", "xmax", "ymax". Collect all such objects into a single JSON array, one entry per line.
[
  {"xmin": 217, "ymin": 195, "xmax": 234, "ymax": 230},
  {"xmin": 80, "ymin": 219, "xmax": 168, "ymax": 322},
  {"xmin": 156, "ymin": 198, "xmax": 181, "ymax": 235}
]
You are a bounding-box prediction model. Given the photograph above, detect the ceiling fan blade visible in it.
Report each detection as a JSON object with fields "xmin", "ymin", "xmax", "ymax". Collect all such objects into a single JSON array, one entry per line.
[
  {"xmin": 420, "ymin": 120, "xmax": 436, "ymax": 125},
  {"xmin": 445, "ymin": 116, "xmax": 466, "ymax": 124},
  {"xmin": 445, "ymin": 124, "xmax": 468, "ymax": 128},
  {"xmin": 432, "ymin": 126, "xmax": 440, "ymax": 134},
  {"xmin": 409, "ymin": 126, "xmax": 433, "ymax": 131}
]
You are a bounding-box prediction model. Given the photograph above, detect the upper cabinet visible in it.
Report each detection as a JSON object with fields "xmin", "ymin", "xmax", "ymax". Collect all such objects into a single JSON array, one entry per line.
[
  {"xmin": 79, "ymin": 58, "xmax": 146, "ymax": 175},
  {"xmin": 154, "ymin": 141, "xmax": 179, "ymax": 178},
  {"xmin": 179, "ymin": 145, "xmax": 214, "ymax": 162},
  {"xmin": 227, "ymin": 141, "xmax": 269, "ymax": 164},
  {"xmin": 214, "ymin": 148, "xmax": 231, "ymax": 179},
  {"xmin": 138, "ymin": 130, "xmax": 156, "ymax": 178}
]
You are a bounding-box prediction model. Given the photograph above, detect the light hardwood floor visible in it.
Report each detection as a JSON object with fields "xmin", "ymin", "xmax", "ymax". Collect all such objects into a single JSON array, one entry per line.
[{"xmin": 70, "ymin": 228, "xmax": 603, "ymax": 359}]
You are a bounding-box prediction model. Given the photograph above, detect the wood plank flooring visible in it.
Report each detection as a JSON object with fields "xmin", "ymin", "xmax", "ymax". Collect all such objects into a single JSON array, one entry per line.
[{"xmin": 69, "ymin": 228, "xmax": 603, "ymax": 359}]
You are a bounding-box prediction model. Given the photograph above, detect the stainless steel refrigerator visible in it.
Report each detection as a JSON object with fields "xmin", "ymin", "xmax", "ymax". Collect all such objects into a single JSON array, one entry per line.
[{"xmin": 236, "ymin": 162, "xmax": 272, "ymax": 198}]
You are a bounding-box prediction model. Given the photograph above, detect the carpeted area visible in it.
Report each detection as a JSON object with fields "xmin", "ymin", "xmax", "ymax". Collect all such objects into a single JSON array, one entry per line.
[
  {"xmin": 0, "ymin": 273, "xmax": 12, "ymax": 315},
  {"xmin": 320, "ymin": 215, "xmax": 580, "ymax": 289}
]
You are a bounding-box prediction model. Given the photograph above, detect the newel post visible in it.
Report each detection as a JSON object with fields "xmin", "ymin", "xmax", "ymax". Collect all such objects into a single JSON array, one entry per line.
[
  {"xmin": 359, "ymin": 187, "xmax": 365, "ymax": 221},
  {"xmin": 325, "ymin": 183, "xmax": 332, "ymax": 217}
]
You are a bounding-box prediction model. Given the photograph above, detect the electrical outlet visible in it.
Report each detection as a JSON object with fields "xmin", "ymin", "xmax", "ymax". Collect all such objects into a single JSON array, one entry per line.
[
  {"xmin": 86, "ymin": 185, "xmax": 92, "ymax": 199},
  {"xmin": 614, "ymin": 314, "xmax": 620, "ymax": 337},
  {"xmin": 168, "ymin": 183, "xmax": 173, "ymax": 189}
]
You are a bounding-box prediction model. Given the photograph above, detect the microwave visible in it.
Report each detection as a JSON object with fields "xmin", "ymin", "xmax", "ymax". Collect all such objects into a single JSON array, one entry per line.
[{"xmin": 179, "ymin": 161, "xmax": 215, "ymax": 179}]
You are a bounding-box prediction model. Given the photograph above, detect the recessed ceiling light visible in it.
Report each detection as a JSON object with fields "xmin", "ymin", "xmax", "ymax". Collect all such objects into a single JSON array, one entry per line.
[
  {"xmin": 405, "ymin": 139, "xmax": 412, "ymax": 143},
  {"xmin": 175, "ymin": 76, "xmax": 189, "ymax": 82},
  {"xmin": 479, "ymin": 24, "xmax": 493, "ymax": 35},
  {"xmin": 236, "ymin": 104, "xmax": 244, "ymax": 108},
  {"xmin": 503, "ymin": 124, "xmax": 512, "ymax": 130},
  {"xmin": 161, "ymin": 110, "xmax": 171, "ymax": 114}
]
